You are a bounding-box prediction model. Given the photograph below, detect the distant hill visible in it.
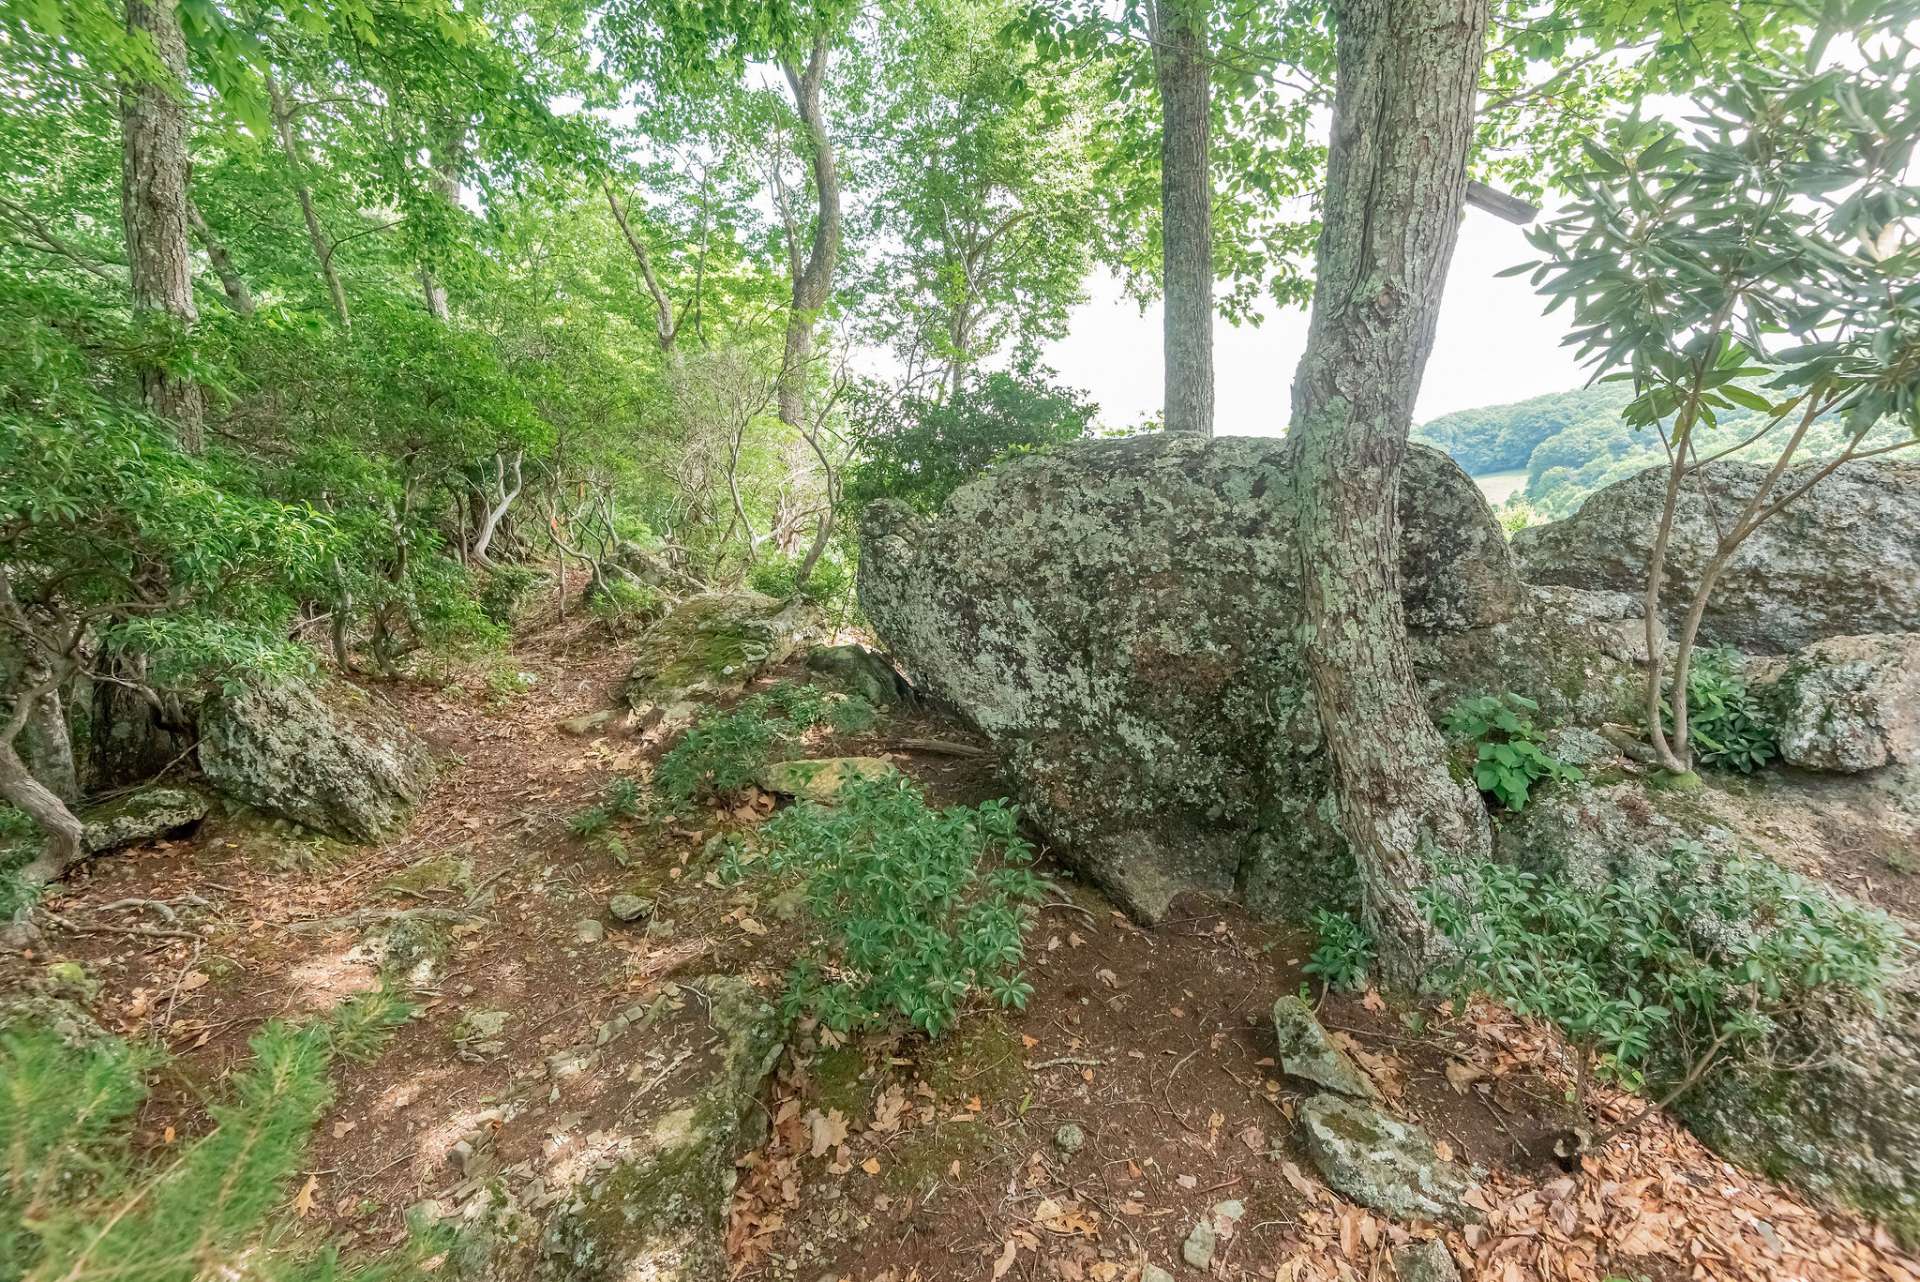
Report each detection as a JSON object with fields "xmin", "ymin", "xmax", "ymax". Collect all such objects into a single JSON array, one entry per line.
[{"xmin": 1414, "ymin": 384, "xmax": 1910, "ymax": 522}]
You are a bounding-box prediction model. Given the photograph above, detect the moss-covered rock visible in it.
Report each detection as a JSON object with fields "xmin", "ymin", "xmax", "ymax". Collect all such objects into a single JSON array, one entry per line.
[
  {"xmin": 1759, "ymin": 633, "xmax": 1920, "ymax": 774},
  {"xmin": 198, "ymin": 679, "xmax": 434, "ymax": 842},
  {"xmin": 78, "ymin": 785, "xmax": 209, "ymax": 854},
  {"xmin": 623, "ymin": 591, "xmax": 825, "ymax": 729},
  {"xmin": 858, "ymin": 434, "xmax": 1648, "ymax": 923},
  {"xmin": 538, "ymin": 976, "xmax": 783, "ymax": 1282}
]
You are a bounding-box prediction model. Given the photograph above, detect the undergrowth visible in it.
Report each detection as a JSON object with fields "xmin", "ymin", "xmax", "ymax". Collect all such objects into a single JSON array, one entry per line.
[
  {"xmin": 0, "ymin": 988, "xmax": 440, "ymax": 1282},
  {"xmin": 718, "ymin": 776, "xmax": 1046, "ymax": 1039},
  {"xmin": 1303, "ymin": 909, "xmax": 1372, "ymax": 992},
  {"xmin": 1422, "ymin": 841, "xmax": 1902, "ymax": 1118},
  {"xmin": 1441, "ymin": 692, "xmax": 1582, "ymax": 811},
  {"xmin": 1663, "ymin": 646, "xmax": 1777, "ymax": 774},
  {"xmin": 652, "ymin": 683, "xmax": 878, "ymax": 806}
]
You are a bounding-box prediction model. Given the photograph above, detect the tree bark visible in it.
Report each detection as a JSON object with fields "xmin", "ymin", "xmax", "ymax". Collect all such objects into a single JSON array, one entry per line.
[
  {"xmin": 421, "ymin": 125, "xmax": 464, "ymax": 320},
  {"xmin": 267, "ymin": 69, "xmax": 352, "ymax": 331},
  {"xmin": 187, "ymin": 197, "xmax": 256, "ymax": 318},
  {"xmin": 605, "ymin": 182, "xmax": 679, "ymax": 351},
  {"xmin": 1285, "ymin": 0, "xmax": 1492, "ymax": 987},
  {"xmin": 1149, "ymin": 0, "xmax": 1214, "ymax": 437},
  {"xmin": 777, "ymin": 34, "xmax": 843, "ymax": 432},
  {"xmin": 469, "ymin": 449, "xmax": 523, "ymax": 566},
  {"xmin": 119, "ymin": 0, "xmax": 205, "ymax": 451}
]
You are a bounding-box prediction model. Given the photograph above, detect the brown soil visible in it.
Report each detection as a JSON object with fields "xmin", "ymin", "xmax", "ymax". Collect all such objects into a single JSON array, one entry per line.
[{"xmin": 5, "ymin": 598, "xmax": 1917, "ymax": 1282}]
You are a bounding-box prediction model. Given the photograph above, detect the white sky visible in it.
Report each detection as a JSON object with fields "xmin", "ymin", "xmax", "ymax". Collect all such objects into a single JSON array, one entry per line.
[{"xmin": 1044, "ymin": 208, "xmax": 1591, "ymax": 435}]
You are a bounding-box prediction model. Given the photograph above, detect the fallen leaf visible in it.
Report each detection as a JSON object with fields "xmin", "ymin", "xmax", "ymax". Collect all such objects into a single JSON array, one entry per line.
[
  {"xmin": 806, "ymin": 1108, "xmax": 849, "ymax": 1158},
  {"xmin": 1444, "ymin": 1060, "xmax": 1486, "ymax": 1094},
  {"xmin": 861, "ymin": 1156, "xmax": 881, "ymax": 1175},
  {"xmin": 293, "ymin": 1173, "xmax": 319, "ymax": 1217},
  {"xmin": 991, "ymin": 1238, "xmax": 1017, "ymax": 1280}
]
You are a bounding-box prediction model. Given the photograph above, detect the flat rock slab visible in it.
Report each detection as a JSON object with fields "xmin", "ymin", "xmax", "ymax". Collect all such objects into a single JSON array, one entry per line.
[
  {"xmin": 753, "ymin": 757, "xmax": 897, "ymax": 804},
  {"xmin": 79, "ymin": 786, "xmax": 209, "ymax": 854},
  {"xmin": 1301, "ymin": 1093, "xmax": 1479, "ymax": 1224},
  {"xmin": 1274, "ymin": 995, "xmax": 1380, "ymax": 1100}
]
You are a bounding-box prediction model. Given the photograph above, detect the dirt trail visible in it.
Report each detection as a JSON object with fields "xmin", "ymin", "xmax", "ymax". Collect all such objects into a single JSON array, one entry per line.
[{"xmin": 6, "ymin": 602, "xmax": 1917, "ymax": 1282}]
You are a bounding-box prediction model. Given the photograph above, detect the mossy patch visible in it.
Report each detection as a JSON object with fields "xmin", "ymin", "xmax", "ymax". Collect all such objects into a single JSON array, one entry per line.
[
  {"xmin": 807, "ymin": 1044, "xmax": 873, "ymax": 1120},
  {"xmin": 381, "ymin": 854, "xmax": 474, "ymax": 897},
  {"xmin": 916, "ymin": 1013, "xmax": 1029, "ymax": 1103}
]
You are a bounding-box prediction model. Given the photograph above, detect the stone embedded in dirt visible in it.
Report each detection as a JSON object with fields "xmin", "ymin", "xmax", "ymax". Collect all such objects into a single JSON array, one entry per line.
[
  {"xmin": 198, "ymin": 678, "xmax": 434, "ymax": 842},
  {"xmin": 1300, "ymin": 1093, "xmax": 1479, "ymax": 1224},
  {"xmin": 1273, "ymin": 995, "xmax": 1381, "ymax": 1101},
  {"xmin": 1758, "ymin": 633, "xmax": 1920, "ymax": 773},
  {"xmin": 559, "ymin": 708, "xmax": 619, "ymax": 736},
  {"xmin": 609, "ymin": 893, "xmax": 654, "ymax": 923},
  {"xmin": 1391, "ymin": 1239, "xmax": 1462, "ymax": 1282},
  {"xmin": 76, "ymin": 785, "xmax": 209, "ymax": 855},
  {"xmin": 574, "ymin": 919, "xmax": 605, "ymax": 944},
  {"xmin": 1513, "ymin": 458, "xmax": 1920, "ymax": 654},
  {"xmin": 539, "ymin": 976, "xmax": 784, "ymax": 1282},
  {"xmin": 858, "ymin": 435, "xmax": 1651, "ymax": 922},
  {"xmin": 623, "ymin": 590, "xmax": 825, "ymax": 730},
  {"xmin": 753, "ymin": 757, "xmax": 897, "ymax": 804},
  {"xmin": 805, "ymin": 643, "xmax": 915, "ymax": 706},
  {"xmin": 1141, "ymin": 1266, "xmax": 1174, "ymax": 1282},
  {"xmin": 1181, "ymin": 1219, "xmax": 1217, "ymax": 1270},
  {"xmin": 1053, "ymin": 1122, "xmax": 1085, "ymax": 1154},
  {"xmin": 453, "ymin": 1008, "xmax": 511, "ymax": 1063}
]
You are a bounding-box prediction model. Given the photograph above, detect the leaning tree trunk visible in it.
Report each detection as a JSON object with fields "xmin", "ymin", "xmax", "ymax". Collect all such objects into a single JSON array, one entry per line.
[
  {"xmin": 120, "ymin": 0, "xmax": 205, "ymax": 451},
  {"xmin": 1150, "ymin": 0, "xmax": 1214, "ymax": 438},
  {"xmin": 1286, "ymin": 0, "xmax": 1492, "ymax": 987}
]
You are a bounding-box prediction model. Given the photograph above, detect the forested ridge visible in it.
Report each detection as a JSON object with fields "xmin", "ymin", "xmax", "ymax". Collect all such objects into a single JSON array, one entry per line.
[{"xmin": 4, "ymin": 2, "xmax": 1920, "ymax": 1281}]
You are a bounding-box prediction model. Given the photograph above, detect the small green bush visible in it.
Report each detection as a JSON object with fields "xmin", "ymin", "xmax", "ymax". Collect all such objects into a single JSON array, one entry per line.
[
  {"xmin": 1441, "ymin": 693, "xmax": 1582, "ymax": 811},
  {"xmin": 568, "ymin": 775, "xmax": 646, "ymax": 836},
  {"xmin": 478, "ymin": 563, "xmax": 543, "ymax": 626},
  {"xmin": 0, "ymin": 989, "xmax": 426, "ymax": 1281},
  {"xmin": 1303, "ymin": 909, "xmax": 1372, "ymax": 992},
  {"xmin": 747, "ymin": 553, "xmax": 851, "ymax": 607},
  {"xmin": 720, "ymin": 777, "xmax": 1047, "ymax": 1038},
  {"xmin": 1666, "ymin": 646, "xmax": 1776, "ymax": 774},
  {"xmin": 589, "ymin": 577, "xmax": 665, "ymax": 633},
  {"xmin": 1422, "ymin": 842, "xmax": 1902, "ymax": 1099}
]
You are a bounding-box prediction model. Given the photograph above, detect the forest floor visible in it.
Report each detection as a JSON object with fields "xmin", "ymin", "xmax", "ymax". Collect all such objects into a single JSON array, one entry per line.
[{"xmin": 6, "ymin": 596, "xmax": 1919, "ymax": 1282}]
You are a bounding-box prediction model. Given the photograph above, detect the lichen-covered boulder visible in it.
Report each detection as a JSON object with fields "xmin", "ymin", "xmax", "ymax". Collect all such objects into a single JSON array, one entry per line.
[
  {"xmin": 198, "ymin": 680, "xmax": 433, "ymax": 842},
  {"xmin": 624, "ymin": 591, "xmax": 824, "ymax": 729},
  {"xmin": 1513, "ymin": 459, "xmax": 1920, "ymax": 654},
  {"xmin": 1759, "ymin": 633, "xmax": 1920, "ymax": 773},
  {"xmin": 753, "ymin": 757, "xmax": 897, "ymax": 804},
  {"xmin": 79, "ymin": 786, "xmax": 209, "ymax": 854},
  {"xmin": 805, "ymin": 643, "xmax": 914, "ymax": 706},
  {"xmin": 1300, "ymin": 1093, "xmax": 1479, "ymax": 1223},
  {"xmin": 859, "ymin": 434, "xmax": 1647, "ymax": 922},
  {"xmin": 539, "ymin": 976, "xmax": 782, "ymax": 1282}
]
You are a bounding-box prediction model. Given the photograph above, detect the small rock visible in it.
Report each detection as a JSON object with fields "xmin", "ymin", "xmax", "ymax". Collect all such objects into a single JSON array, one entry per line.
[
  {"xmin": 1181, "ymin": 1220, "xmax": 1217, "ymax": 1270},
  {"xmin": 559, "ymin": 708, "xmax": 617, "ymax": 736},
  {"xmin": 754, "ymin": 757, "xmax": 898, "ymax": 804},
  {"xmin": 1141, "ymin": 1266, "xmax": 1174, "ymax": 1282},
  {"xmin": 646, "ymin": 917, "xmax": 677, "ymax": 940},
  {"xmin": 609, "ymin": 893, "xmax": 653, "ymax": 923},
  {"xmin": 1391, "ymin": 1239, "xmax": 1462, "ymax": 1282},
  {"xmin": 1301, "ymin": 1093, "xmax": 1479, "ymax": 1223},
  {"xmin": 574, "ymin": 919, "xmax": 605, "ymax": 944},
  {"xmin": 1273, "ymin": 995, "xmax": 1380, "ymax": 1100},
  {"xmin": 1053, "ymin": 1122, "xmax": 1085, "ymax": 1154}
]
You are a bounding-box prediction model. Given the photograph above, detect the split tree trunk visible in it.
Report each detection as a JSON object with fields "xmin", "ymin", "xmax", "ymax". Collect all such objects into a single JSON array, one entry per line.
[
  {"xmin": 187, "ymin": 198, "xmax": 256, "ymax": 318},
  {"xmin": 1150, "ymin": 0, "xmax": 1214, "ymax": 437},
  {"xmin": 1285, "ymin": 0, "xmax": 1492, "ymax": 987},
  {"xmin": 778, "ymin": 34, "xmax": 844, "ymax": 592},
  {"xmin": 120, "ymin": 0, "xmax": 205, "ymax": 451}
]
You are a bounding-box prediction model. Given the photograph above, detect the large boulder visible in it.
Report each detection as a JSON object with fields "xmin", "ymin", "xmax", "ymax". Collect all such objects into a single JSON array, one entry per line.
[
  {"xmin": 1758, "ymin": 633, "xmax": 1920, "ymax": 774},
  {"xmin": 198, "ymin": 680, "xmax": 434, "ymax": 842},
  {"xmin": 859, "ymin": 434, "xmax": 1648, "ymax": 921},
  {"xmin": 623, "ymin": 591, "xmax": 824, "ymax": 730},
  {"xmin": 1512, "ymin": 459, "xmax": 1920, "ymax": 654}
]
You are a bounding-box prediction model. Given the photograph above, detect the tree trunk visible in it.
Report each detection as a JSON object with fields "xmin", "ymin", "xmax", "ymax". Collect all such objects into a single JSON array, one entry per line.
[
  {"xmin": 267, "ymin": 69, "xmax": 352, "ymax": 331},
  {"xmin": 187, "ymin": 197, "xmax": 256, "ymax": 318},
  {"xmin": 1285, "ymin": 0, "xmax": 1492, "ymax": 987},
  {"xmin": 1, "ymin": 738, "xmax": 85, "ymax": 893},
  {"xmin": 119, "ymin": 0, "xmax": 205, "ymax": 451},
  {"xmin": 469, "ymin": 450, "xmax": 523, "ymax": 566},
  {"xmin": 421, "ymin": 125, "xmax": 464, "ymax": 320},
  {"xmin": 1150, "ymin": 0, "xmax": 1214, "ymax": 438},
  {"xmin": 605, "ymin": 182, "xmax": 678, "ymax": 351},
  {"xmin": 777, "ymin": 34, "xmax": 843, "ymax": 433},
  {"xmin": 19, "ymin": 685, "xmax": 79, "ymax": 805}
]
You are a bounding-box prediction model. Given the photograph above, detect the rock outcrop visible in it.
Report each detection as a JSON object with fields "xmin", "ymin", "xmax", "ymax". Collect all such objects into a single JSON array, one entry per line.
[
  {"xmin": 1760, "ymin": 633, "xmax": 1920, "ymax": 774},
  {"xmin": 623, "ymin": 591, "xmax": 824, "ymax": 731},
  {"xmin": 859, "ymin": 434, "xmax": 1648, "ymax": 921},
  {"xmin": 1300, "ymin": 1093, "xmax": 1479, "ymax": 1223},
  {"xmin": 1512, "ymin": 459, "xmax": 1920, "ymax": 654},
  {"xmin": 198, "ymin": 680, "xmax": 434, "ymax": 842},
  {"xmin": 1496, "ymin": 778, "xmax": 1920, "ymax": 1240},
  {"xmin": 79, "ymin": 786, "xmax": 209, "ymax": 854}
]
